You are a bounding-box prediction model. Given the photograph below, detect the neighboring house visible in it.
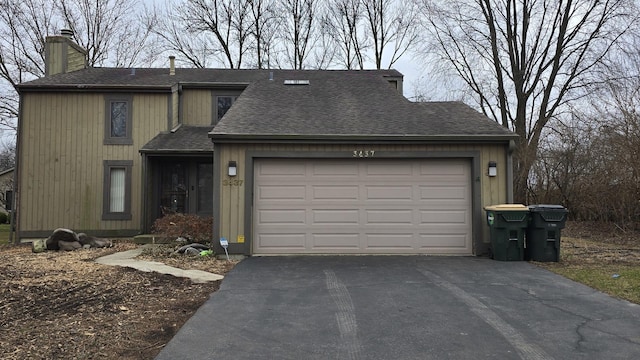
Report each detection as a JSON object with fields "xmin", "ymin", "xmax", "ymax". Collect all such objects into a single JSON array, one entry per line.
[
  {"xmin": 0, "ymin": 168, "xmax": 13, "ymax": 215},
  {"xmin": 15, "ymin": 32, "xmax": 517, "ymax": 256}
]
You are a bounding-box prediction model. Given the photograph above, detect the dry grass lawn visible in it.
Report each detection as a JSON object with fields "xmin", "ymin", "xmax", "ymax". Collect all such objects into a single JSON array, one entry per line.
[{"xmin": 536, "ymin": 221, "xmax": 640, "ymax": 304}]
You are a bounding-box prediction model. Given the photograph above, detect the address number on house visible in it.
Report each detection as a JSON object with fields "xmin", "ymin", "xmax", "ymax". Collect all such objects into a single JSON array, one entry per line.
[
  {"xmin": 352, "ymin": 150, "xmax": 375, "ymax": 158},
  {"xmin": 223, "ymin": 179, "xmax": 244, "ymax": 186}
]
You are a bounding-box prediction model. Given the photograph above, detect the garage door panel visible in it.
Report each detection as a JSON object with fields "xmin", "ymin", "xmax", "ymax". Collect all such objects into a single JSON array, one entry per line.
[
  {"xmin": 420, "ymin": 210, "xmax": 468, "ymax": 224},
  {"xmin": 312, "ymin": 186, "xmax": 359, "ymax": 200},
  {"xmin": 258, "ymin": 209, "xmax": 306, "ymax": 224},
  {"xmin": 256, "ymin": 161, "xmax": 306, "ymax": 176},
  {"xmin": 366, "ymin": 186, "xmax": 413, "ymax": 200},
  {"xmin": 312, "ymin": 162, "xmax": 359, "ymax": 176},
  {"xmin": 312, "ymin": 210, "xmax": 359, "ymax": 224},
  {"xmin": 311, "ymin": 234, "xmax": 360, "ymax": 248},
  {"xmin": 257, "ymin": 234, "xmax": 306, "ymax": 248},
  {"xmin": 254, "ymin": 158, "xmax": 472, "ymax": 255},
  {"xmin": 259, "ymin": 185, "xmax": 306, "ymax": 200},
  {"xmin": 420, "ymin": 161, "xmax": 467, "ymax": 175},
  {"xmin": 418, "ymin": 234, "xmax": 469, "ymax": 248},
  {"xmin": 366, "ymin": 210, "xmax": 413, "ymax": 224},
  {"xmin": 420, "ymin": 186, "xmax": 468, "ymax": 200},
  {"xmin": 365, "ymin": 234, "xmax": 414, "ymax": 249}
]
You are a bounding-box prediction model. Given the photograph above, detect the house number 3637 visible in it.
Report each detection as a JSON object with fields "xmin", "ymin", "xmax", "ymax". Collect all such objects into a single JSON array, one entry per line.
[
  {"xmin": 223, "ymin": 179, "xmax": 244, "ymax": 186},
  {"xmin": 353, "ymin": 150, "xmax": 375, "ymax": 158}
]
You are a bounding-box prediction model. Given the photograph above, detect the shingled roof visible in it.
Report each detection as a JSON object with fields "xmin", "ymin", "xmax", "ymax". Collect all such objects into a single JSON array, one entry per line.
[
  {"xmin": 140, "ymin": 126, "xmax": 213, "ymax": 153},
  {"xmin": 210, "ymin": 71, "xmax": 515, "ymax": 141},
  {"xmin": 18, "ymin": 67, "xmax": 515, "ymax": 142},
  {"xmin": 16, "ymin": 68, "xmax": 402, "ymax": 91}
]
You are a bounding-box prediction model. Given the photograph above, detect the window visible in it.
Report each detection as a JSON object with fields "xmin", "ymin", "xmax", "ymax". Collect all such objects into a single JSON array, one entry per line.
[
  {"xmin": 103, "ymin": 160, "xmax": 133, "ymax": 220},
  {"xmin": 216, "ymin": 95, "xmax": 238, "ymax": 122},
  {"xmin": 104, "ymin": 95, "xmax": 133, "ymax": 144}
]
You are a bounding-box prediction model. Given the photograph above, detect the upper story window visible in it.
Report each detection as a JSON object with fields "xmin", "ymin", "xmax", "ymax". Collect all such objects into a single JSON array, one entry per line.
[
  {"xmin": 210, "ymin": 89, "xmax": 242, "ymax": 125},
  {"xmin": 104, "ymin": 95, "xmax": 133, "ymax": 144},
  {"xmin": 216, "ymin": 95, "xmax": 238, "ymax": 122}
]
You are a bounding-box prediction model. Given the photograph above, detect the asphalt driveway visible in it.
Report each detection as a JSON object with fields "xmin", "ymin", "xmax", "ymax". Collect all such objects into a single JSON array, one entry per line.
[{"xmin": 156, "ymin": 256, "xmax": 640, "ymax": 359}]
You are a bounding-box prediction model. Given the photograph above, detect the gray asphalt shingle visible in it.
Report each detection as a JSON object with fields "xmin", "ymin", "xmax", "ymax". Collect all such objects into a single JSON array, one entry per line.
[
  {"xmin": 140, "ymin": 126, "xmax": 213, "ymax": 153},
  {"xmin": 212, "ymin": 72, "xmax": 513, "ymax": 138}
]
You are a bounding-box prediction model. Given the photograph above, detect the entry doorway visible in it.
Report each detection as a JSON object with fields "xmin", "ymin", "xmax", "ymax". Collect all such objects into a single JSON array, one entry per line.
[
  {"xmin": 144, "ymin": 156, "xmax": 213, "ymax": 232},
  {"xmin": 159, "ymin": 161, "xmax": 213, "ymax": 216}
]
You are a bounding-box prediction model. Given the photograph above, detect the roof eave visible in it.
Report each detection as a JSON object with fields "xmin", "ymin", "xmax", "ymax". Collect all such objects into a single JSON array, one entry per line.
[
  {"xmin": 208, "ymin": 133, "xmax": 519, "ymax": 144},
  {"xmin": 139, "ymin": 149, "xmax": 213, "ymax": 154},
  {"xmin": 17, "ymin": 84, "xmax": 174, "ymax": 93}
]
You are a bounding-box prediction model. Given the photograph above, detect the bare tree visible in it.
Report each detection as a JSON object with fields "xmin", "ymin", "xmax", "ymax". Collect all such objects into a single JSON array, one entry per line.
[
  {"xmin": 144, "ymin": 4, "xmax": 213, "ymax": 68},
  {"xmin": 421, "ymin": 0, "xmax": 637, "ymax": 202},
  {"xmin": 58, "ymin": 0, "xmax": 157, "ymax": 67},
  {"xmin": 248, "ymin": 0, "xmax": 280, "ymax": 68},
  {"xmin": 362, "ymin": 0, "xmax": 418, "ymax": 69},
  {"xmin": 324, "ymin": 0, "xmax": 368, "ymax": 69},
  {"xmin": 0, "ymin": 0, "xmax": 59, "ymax": 133},
  {"xmin": 169, "ymin": 0, "xmax": 252, "ymax": 69},
  {"xmin": 0, "ymin": 140, "xmax": 15, "ymax": 171},
  {"xmin": 278, "ymin": 0, "xmax": 318, "ymax": 69}
]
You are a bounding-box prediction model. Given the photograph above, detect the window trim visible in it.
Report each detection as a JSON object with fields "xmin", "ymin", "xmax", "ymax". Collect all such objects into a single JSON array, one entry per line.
[
  {"xmin": 104, "ymin": 94, "xmax": 133, "ymax": 145},
  {"xmin": 102, "ymin": 160, "xmax": 133, "ymax": 220}
]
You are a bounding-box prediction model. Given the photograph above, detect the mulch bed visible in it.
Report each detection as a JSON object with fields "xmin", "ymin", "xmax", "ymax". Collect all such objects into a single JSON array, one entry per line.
[{"xmin": 0, "ymin": 242, "xmax": 237, "ymax": 360}]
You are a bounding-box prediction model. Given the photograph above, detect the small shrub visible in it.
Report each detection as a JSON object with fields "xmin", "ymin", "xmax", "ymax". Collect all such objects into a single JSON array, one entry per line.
[
  {"xmin": 0, "ymin": 212, "xmax": 7, "ymax": 224},
  {"xmin": 151, "ymin": 213, "xmax": 213, "ymax": 243}
]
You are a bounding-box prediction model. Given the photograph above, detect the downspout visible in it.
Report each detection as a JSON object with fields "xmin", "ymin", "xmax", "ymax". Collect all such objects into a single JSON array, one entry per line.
[{"xmin": 507, "ymin": 139, "xmax": 516, "ymax": 203}]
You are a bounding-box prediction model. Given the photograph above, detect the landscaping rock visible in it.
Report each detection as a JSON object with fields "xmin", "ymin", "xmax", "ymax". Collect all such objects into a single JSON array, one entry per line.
[
  {"xmin": 58, "ymin": 240, "xmax": 82, "ymax": 251},
  {"xmin": 78, "ymin": 233, "xmax": 113, "ymax": 248},
  {"xmin": 46, "ymin": 228, "xmax": 80, "ymax": 250}
]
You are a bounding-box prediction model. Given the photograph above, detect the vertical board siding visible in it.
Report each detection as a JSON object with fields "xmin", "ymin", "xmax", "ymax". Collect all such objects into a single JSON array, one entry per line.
[
  {"xmin": 67, "ymin": 47, "xmax": 85, "ymax": 72},
  {"xmin": 19, "ymin": 92, "xmax": 168, "ymax": 234},
  {"xmin": 215, "ymin": 142, "xmax": 510, "ymax": 247},
  {"xmin": 181, "ymin": 89, "xmax": 212, "ymax": 126}
]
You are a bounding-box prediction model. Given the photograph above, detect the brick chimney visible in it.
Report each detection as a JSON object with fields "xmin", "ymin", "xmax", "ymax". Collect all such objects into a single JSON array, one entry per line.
[{"xmin": 44, "ymin": 29, "xmax": 88, "ymax": 76}]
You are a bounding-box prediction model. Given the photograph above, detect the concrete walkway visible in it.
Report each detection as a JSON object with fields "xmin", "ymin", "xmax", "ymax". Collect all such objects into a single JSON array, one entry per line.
[{"xmin": 95, "ymin": 246, "xmax": 224, "ymax": 283}]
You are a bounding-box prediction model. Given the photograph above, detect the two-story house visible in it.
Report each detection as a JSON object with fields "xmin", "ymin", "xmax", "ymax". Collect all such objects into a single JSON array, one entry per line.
[{"xmin": 14, "ymin": 32, "xmax": 517, "ymax": 256}]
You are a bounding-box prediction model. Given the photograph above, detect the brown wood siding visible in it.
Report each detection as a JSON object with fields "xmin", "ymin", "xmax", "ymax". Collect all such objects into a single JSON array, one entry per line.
[
  {"xmin": 181, "ymin": 89, "xmax": 212, "ymax": 126},
  {"xmin": 18, "ymin": 92, "xmax": 167, "ymax": 235},
  {"xmin": 66, "ymin": 46, "xmax": 85, "ymax": 72},
  {"xmin": 215, "ymin": 143, "xmax": 510, "ymax": 249},
  {"xmin": 46, "ymin": 42, "xmax": 65, "ymax": 76}
]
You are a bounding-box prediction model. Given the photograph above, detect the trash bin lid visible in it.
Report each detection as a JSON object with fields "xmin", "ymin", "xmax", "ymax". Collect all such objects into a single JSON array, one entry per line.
[
  {"xmin": 484, "ymin": 204, "xmax": 528, "ymax": 211},
  {"xmin": 528, "ymin": 204, "xmax": 567, "ymax": 212}
]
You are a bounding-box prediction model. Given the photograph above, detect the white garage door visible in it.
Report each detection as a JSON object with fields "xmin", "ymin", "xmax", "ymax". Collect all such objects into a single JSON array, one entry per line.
[{"xmin": 253, "ymin": 158, "xmax": 472, "ymax": 255}]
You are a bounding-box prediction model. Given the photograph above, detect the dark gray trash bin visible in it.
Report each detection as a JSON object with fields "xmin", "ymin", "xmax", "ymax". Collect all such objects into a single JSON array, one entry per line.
[{"xmin": 525, "ymin": 205, "xmax": 568, "ymax": 262}]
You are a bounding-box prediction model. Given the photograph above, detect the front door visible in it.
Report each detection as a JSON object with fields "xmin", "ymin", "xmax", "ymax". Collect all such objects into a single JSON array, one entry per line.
[
  {"xmin": 160, "ymin": 162, "xmax": 188, "ymax": 213},
  {"xmin": 157, "ymin": 160, "xmax": 213, "ymax": 216}
]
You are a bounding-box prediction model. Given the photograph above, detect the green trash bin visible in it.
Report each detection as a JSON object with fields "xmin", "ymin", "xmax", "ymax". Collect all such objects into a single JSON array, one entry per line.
[
  {"xmin": 484, "ymin": 204, "xmax": 529, "ymax": 261},
  {"xmin": 525, "ymin": 205, "xmax": 568, "ymax": 262}
]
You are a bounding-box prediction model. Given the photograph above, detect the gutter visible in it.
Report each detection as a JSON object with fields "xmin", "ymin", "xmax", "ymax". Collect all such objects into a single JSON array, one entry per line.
[
  {"xmin": 16, "ymin": 84, "xmax": 173, "ymax": 94},
  {"xmin": 208, "ymin": 133, "xmax": 519, "ymax": 144}
]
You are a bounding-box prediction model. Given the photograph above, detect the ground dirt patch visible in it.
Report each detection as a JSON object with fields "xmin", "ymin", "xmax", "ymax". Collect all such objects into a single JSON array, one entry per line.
[
  {"xmin": 0, "ymin": 241, "xmax": 238, "ymax": 360},
  {"xmin": 536, "ymin": 221, "xmax": 640, "ymax": 304}
]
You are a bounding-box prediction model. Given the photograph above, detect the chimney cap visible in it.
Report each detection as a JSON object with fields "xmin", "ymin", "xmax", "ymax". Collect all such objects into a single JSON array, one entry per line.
[{"xmin": 60, "ymin": 29, "xmax": 74, "ymax": 38}]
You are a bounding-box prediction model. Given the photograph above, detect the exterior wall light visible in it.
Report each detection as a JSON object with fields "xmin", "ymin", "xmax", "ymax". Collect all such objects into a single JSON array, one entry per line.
[
  {"xmin": 488, "ymin": 161, "xmax": 497, "ymax": 177},
  {"xmin": 228, "ymin": 161, "xmax": 238, "ymax": 177}
]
